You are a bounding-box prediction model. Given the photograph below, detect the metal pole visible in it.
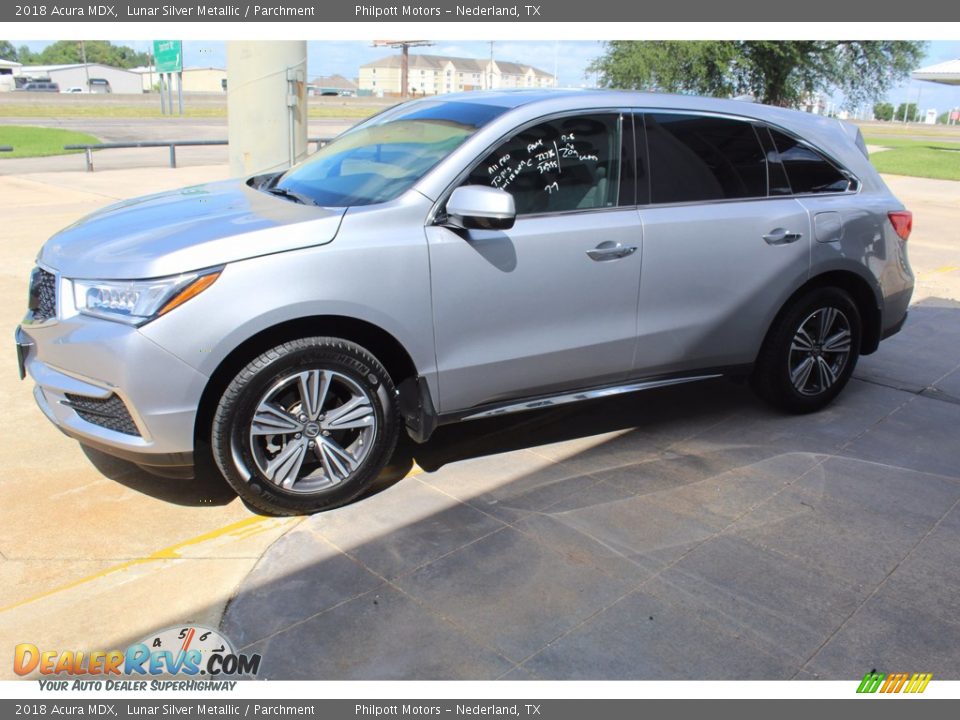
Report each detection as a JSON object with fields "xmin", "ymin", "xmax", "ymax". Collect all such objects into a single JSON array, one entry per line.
[
  {"xmin": 488, "ymin": 41, "xmax": 494, "ymax": 90},
  {"xmin": 167, "ymin": 73, "xmax": 174, "ymax": 117},
  {"xmin": 80, "ymin": 41, "xmax": 90, "ymax": 91},
  {"xmin": 288, "ymin": 66, "xmax": 296, "ymax": 168},
  {"xmin": 554, "ymin": 41, "xmax": 559, "ymax": 87},
  {"xmin": 84, "ymin": 147, "xmax": 93, "ymax": 172},
  {"xmin": 169, "ymin": 144, "xmax": 177, "ymax": 168},
  {"xmin": 178, "ymin": 71, "xmax": 184, "ymax": 115},
  {"xmin": 159, "ymin": 73, "xmax": 166, "ymax": 114}
]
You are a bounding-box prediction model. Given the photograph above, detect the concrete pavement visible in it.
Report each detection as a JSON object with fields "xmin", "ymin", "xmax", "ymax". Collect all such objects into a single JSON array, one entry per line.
[
  {"xmin": 219, "ymin": 174, "xmax": 960, "ymax": 680},
  {"xmin": 0, "ymin": 163, "xmax": 302, "ymax": 679},
  {"xmin": 0, "ymin": 162, "xmax": 957, "ymax": 680},
  {"xmin": 222, "ymin": 307, "xmax": 960, "ymax": 679}
]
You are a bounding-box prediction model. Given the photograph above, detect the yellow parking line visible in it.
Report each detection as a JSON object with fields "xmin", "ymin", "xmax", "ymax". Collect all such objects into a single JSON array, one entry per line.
[
  {"xmin": 918, "ymin": 265, "xmax": 959, "ymax": 278},
  {"xmin": 0, "ymin": 464, "xmax": 425, "ymax": 615},
  {"xmin": 0, "ymin": 516, "xmax": 283, "ymax": 615}
]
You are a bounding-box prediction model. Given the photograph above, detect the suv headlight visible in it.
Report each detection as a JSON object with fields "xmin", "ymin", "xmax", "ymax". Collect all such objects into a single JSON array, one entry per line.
[{"xmin": 72, "ymin": 267, "xmax": 222, "ymax": 326}]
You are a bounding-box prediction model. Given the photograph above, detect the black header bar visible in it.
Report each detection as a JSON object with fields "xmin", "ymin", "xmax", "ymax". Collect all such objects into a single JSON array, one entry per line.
[{"xmin": 4, "ymin": 0, "xmax": 958, "ymax": 22}]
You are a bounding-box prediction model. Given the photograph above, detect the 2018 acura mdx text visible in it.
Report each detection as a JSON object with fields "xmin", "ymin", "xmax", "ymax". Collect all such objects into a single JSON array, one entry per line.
[{"xmin": 16, "ymin": 90, "xmax": 914, "ymax": 514}]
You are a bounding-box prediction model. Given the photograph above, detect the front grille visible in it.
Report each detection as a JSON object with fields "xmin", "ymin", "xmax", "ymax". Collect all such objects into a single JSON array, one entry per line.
[
  {"xmin": 28, "ymin": 267, "xmax": 57, "ymax": 323},
  {"xmin": 64, "ymin": 393, "xmax": 141, "ymax": 437}
]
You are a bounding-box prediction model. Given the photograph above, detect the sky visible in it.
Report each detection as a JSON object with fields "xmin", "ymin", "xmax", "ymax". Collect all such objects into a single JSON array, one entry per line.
[{"xmin": 14, "ymin": 39, "xmax": 960, "ymax": 113}]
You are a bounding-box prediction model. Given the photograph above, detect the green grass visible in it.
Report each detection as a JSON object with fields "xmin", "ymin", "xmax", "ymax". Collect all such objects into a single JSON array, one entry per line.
[
  {"xmin": 856, "ymin": 121, "xmax": 960, "ymax": 140},
  {"xmin": 865, "ymin": 135, "xmax": 960, "ymax": 181},
  {"xmin": 0, "ymin": 125, "xmax": 101, "ymax": 158}
]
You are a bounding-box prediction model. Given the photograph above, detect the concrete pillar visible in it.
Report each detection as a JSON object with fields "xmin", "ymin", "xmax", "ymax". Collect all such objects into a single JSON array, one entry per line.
[{"xmin": 227, "ymin": 41, "xmax": 308, "ymax": 176}]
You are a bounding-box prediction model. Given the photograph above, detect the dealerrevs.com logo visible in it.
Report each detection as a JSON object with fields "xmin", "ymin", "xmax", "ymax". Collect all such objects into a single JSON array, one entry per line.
[{"xmin": 15, "ymin": 625, "xmax": 261, "ymax": 689}]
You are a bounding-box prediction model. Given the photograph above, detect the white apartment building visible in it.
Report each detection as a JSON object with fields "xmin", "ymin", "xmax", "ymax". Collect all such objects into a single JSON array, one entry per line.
[{"xmin": 358, "ymin": 53, "xmax": 555, "ymax": 96}]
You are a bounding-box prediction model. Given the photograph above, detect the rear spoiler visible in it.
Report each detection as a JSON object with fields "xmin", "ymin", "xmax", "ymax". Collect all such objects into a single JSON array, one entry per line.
[{"xmin": 840, "ymin": 120, "xmax": 869, "ymax": 158}]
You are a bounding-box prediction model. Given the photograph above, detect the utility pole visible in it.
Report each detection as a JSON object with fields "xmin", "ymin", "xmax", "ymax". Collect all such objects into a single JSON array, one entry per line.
[
  {"xmin": 554, "ymin": 41, "xmax": 559, "ymax": 87},
  {"xmin": 79, "ymin": 40, "xmax": 90, "ymax": 91},
  {"xmin": 489, "ymin": 41, "xmax": 494, "ymax": 90},
  {"xmin": 227, "ymin": 41, "xmax": 308, "ymax": 175},
  {"xmin": 372, "ymin": 40, "xmax": 432, "ymax": 99}
]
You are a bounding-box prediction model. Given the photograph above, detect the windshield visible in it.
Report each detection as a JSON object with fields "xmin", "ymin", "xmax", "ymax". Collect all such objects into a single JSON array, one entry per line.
[{"xmin": 274, "ymin": 100, "xmax": 509, "ymax": 207}]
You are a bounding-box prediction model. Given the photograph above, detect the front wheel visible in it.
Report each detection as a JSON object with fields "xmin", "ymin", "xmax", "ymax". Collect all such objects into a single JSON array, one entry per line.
[
  {"xmin": 752, "ymin": 287, "xmax": 861, "ymax": 413},
  {"xmin": 211, "ymin": 337, "xmax": 400, "ymax": 515}
]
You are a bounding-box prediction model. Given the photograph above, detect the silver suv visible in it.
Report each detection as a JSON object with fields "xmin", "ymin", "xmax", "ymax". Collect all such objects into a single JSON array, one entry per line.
[{"xmin": 16, "ymin": 90, "xmax": 914, "ymax": 514}]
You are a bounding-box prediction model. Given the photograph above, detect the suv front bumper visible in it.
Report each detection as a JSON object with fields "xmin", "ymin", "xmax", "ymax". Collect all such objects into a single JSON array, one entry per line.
[{"xmin": 16, "ymin": 315, "xmax": 208, "ymax": 477}]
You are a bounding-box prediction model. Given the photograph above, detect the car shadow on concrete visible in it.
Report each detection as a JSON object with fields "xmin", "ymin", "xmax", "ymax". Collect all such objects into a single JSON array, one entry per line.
[
  {"xmin": 80, "ymin": 445, "xmax": 237, "ymax": 507},
  {"xmin": 102, "ymin": 298, "xmax": 960, "ymax": 681}
]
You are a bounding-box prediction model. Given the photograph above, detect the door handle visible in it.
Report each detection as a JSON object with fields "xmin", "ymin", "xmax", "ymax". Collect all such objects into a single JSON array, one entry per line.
[
  {"xmin": 763, "ymin": 228, "xmax": 803, "ymax": 245},
  {"xmin": 586, "ymin": 242, "xmax": 638, "ymax": 261}
]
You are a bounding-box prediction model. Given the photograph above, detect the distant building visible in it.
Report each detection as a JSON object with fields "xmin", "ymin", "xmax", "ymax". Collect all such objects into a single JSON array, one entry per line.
[
  {"xmin": 0, "ymin": 58, "xmax": 21, "ymax": 92},
  {"xmin": 131, "ymin": 66, "xmax": 227, "ymax": 93},
  {"xmin": 800, "ymin": 93, "xmax": 829, "ymax": 116},
  {"xmin": 15, "ymin": 63, "xmax": 143, "ymax": 94},
  {"xmin": 180, "ymin": 68, "xmax": 227, "ymax": 93},
  {"xmin": 359, "ymin": 53, "xmax": 555, "ymax": 96},
  {"xmin": 308, "ymin": 74, "xmax": 358, "ymax": 96}
]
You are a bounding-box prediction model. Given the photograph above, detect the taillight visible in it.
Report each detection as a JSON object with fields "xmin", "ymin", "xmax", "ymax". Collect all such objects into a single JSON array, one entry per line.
[{"xmin": 888, "ymin": 210, "xmax": 913, "ymax": 241}]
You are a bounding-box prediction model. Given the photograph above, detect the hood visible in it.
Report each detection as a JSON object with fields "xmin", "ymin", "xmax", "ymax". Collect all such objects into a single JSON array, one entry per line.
[{"xmin": 39, "ymin": 179, "xmax": 346, "ymax": 279}]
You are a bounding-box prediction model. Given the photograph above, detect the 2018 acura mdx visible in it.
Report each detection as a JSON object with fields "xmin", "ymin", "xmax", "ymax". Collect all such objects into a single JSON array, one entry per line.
[{"xmin": 17, "ymin": 90, "xmax": 914, "ymax": 514}]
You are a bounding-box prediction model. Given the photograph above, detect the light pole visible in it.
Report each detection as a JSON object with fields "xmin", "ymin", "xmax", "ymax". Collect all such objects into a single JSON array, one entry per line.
[
  {"xmin": 79, "ymin": 40, "xmax": 90, "ymax": 91},
  {"xmin": 488, "ymin": 41, "xmax": 494, "ymax": 90}
]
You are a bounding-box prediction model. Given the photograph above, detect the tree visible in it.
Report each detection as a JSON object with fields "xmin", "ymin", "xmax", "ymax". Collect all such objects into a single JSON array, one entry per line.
[
  {"xmin": 873, "ymin": 102, "xmax": 895, "ymax": 121},
  {"xmin": 0, "ymin": 40, "xmax": 18, "ymax": 61},
  {"xmin": 895, "ymin": 102, "xmax": 920, "ymax": 123},
  {"xmin": 15, "ymin": 41, "xmax": 151, "ymax": 69},
  {"xmin": 17, "ymin": 45, "xmax": 36, "ymax": 64},
  {"xmin": 588, "ymin": 41, "xmax": 926, "ymax": 109}
]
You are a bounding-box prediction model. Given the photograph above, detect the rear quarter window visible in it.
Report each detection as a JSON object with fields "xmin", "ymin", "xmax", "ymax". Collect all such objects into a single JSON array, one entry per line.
[{"xmin": 768, "ymin": 128, "xmax": 853, "ymax": 194}]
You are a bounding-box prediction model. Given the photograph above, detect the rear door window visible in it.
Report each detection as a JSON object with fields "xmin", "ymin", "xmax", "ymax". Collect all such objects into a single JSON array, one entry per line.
[{"xmin": 644, "ymin": 113, "xmax": 767, "ymax": 204}]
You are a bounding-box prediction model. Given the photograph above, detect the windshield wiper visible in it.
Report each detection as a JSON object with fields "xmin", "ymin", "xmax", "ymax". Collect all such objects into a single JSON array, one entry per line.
[{"xmin": 265, "ymin": 186, "xmax": 315, "ymax": 205}]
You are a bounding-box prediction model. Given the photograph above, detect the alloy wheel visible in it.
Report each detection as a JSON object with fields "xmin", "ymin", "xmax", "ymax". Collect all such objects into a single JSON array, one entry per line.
[
  {"xmin": 248, "ymin": 369, "xmax": 376, "ymax": 493},
  {"xmin": 788, "ymin": 306, "xmax": 853, "ymax": 396}
]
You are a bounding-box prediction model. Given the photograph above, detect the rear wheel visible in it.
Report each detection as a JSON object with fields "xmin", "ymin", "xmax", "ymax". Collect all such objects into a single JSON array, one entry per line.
[
  {"xmin": 752, "ymin": 287, "xmax": 861, "ymax": 413},
  {"xmin": 211, "ymin": 337, "xmax": 400, "ymax": 515}
]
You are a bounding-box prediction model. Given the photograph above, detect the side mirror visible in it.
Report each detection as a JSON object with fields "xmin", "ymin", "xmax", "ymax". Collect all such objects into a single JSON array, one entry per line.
[{"xmin": 444, "ymin": 186, "xmax": 516, "ymax": 231}]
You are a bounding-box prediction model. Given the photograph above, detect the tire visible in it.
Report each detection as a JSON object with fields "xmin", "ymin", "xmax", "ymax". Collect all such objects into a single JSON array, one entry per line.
[
  {"xmin": 752, "ymin": 287, "xmax": 861, "ymax": 413},
  {"xmin": 211, "ymin": 337, "xmax": 400, "ymax": 515}
]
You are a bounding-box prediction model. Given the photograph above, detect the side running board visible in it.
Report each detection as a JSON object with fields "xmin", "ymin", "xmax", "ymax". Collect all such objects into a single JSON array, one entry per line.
[{"xmin": 461, "ymin": 374, "xmax": 723, "ymax": 421}]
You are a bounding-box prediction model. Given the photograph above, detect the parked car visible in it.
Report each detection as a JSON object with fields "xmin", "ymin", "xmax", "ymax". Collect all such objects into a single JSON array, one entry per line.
[
  {"xmin": 61, "ymin": 86, "xmax": 86, "ymax": 94},
  {"xmin": 17, "ymin": 90, "xmax": 914, "ymax": 514},
  {"xmin": 20, "ymin": 81, "xmax": 60, "ymax": 92}
]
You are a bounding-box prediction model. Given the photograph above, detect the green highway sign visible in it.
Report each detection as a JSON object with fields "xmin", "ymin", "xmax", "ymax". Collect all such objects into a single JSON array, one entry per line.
[{"xmin": 153, "ymin": 40, "xmax": 183, "ymax": 73}]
